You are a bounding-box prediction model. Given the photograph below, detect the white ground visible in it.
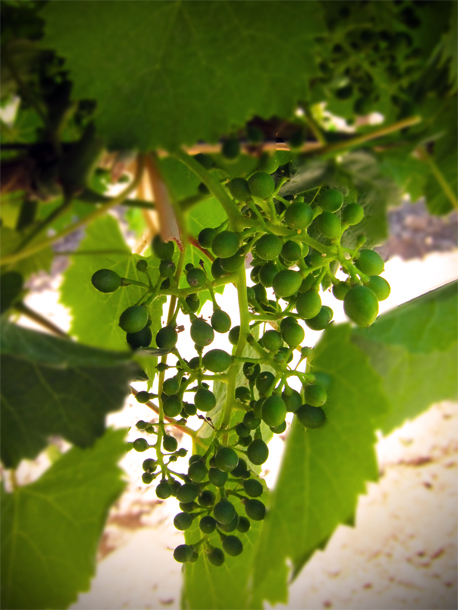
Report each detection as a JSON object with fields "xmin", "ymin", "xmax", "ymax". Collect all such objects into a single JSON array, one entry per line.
[{"xmin": 15, "ymin": 249, "xmax": 458, "ymax": 610}]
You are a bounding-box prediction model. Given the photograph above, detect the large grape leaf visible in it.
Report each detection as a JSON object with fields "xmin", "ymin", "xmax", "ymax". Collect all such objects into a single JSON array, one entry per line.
[
  {"xmin": 60, "ymin": 215, "xmax": 165, "ymax": 352},
  {"xmin": 1, "ymin": 428, "xmax": 127, "ymax": 610},
  {"xmin": 352, "ymin": 282, "xmax": 458, "ymax": 435},
  {"xmin": 248, "ymin": 324, "xmax": 389, "ymax": 607},
  {"xmin": 0, "ymin": 226, "xmax": 53, "ymax": 279},
  {"xmin": 0, "ymin": 321, "xmax": 139, "ymax": 468},
  {"xmin": 41, "ymin": 1, "xmax": 325, "ymax": 151}
]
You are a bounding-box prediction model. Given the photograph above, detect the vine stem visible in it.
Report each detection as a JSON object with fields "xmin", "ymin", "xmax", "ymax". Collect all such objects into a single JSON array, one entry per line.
[
  {"xmin": 302, "ymin": 115, "xmax": 422, "ymax": 158},
  {"xmin": 221, "ymin": 266, "xmax": 249, "ymax": 443},
  {"xmin": 0, "ymin": 154, "xmax": 146, "ymax": 268},
  {"xmin": 13, "ymin": 302, "xmax": 70, "ymax": 338},
  {"xmin": 416, "ymin": 146, "xmax": 458, "ymax": 210}
]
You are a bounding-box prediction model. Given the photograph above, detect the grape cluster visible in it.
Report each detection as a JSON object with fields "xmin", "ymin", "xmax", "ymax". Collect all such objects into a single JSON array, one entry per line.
[{"xmin": 90, "ymin": 150, "xmax": 390, "ymax": 566}]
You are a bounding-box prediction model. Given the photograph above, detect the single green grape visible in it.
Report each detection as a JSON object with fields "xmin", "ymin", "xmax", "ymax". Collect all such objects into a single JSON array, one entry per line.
[
  {"xmin": 162, "ymin": 376, "xmax": 180, "ymax": 395},
  {"xmin": 216, "ymin": 512, "xmax": 239, "ymax": 533},
  {"xmin": 248, "ymin": 172, "xmax": 275, "ymax": 199},
  {"xmin": 156, "ymin": 326, "xmax": 178, "ymax": 350},
  {"xmin": 255, "ymin": 371, "xmax": 275, "ymax": 395},
  {"xmin": 91, "ymin": 269, "xmax": 121, "ymax": 293},
  {"xmin": 142, "ymin": 458, "xmax": 157, "ymax": 472},
  {"xmin": 332, "ymin": 281, "xmax": 350, "ymax": 301},
  {"xmin": 191, "ymin": 318, "xmax": 214, "ymax": 347},
  {"xmin": 200, "ymin": 515, "xmax": 217, "ymax": 534},
  {"xmin": 163, "ymin": 435, "xmax": 178, "ymax": 452},
  {"xmin": 282, "ymin": 388, "xmax": 302, "ymax": 412},
  {"xmin": 366, "ymin": 275, "xmax": 391, "ymax": 301},
  {"xmin": 220, "ymin": 249, "xmax": 246, "ymax": 272},
  {"xmin": 162, "ymin": 395, "xmax": 182, "ymax": 417},
  {"xmin": 159, "ymin": 259, "xmax": 176, "ymax": 278},
  {"xmin": 211, "ymin": 258, "xmax": 227, "ymax": 279},
  {"xmin": 152, "ymin": 235, "xmax": 174, "ymax": 260},
  {"xmin": 237, "ymin": 516, "xmax": 251, "ymax": 533},
  {"xmin": 271, "ymin": 421, "xmax": 287, "ymax": 434},
  {"xmin": 142, "ymin": 472, "xmax": 154, "ymax": 484},
  {"xmin": 198, "ymin": 227, "xmax": 217, "ymax": 249},
  {"xmin": 203, "ymin": 349, "xmax": 232, "ymax": 372},
  {"xmin": 195, "ymin": 153, "xmax": 214, "ymax": 169},
  {"xmin": 215, "ymin": 447, "xmax": 239, "ymax": 472},
  {"xmin": 222, "ymin": 138, "xmax": 240, "ymax": 160},
  {"xmin": 119, "ymin": 305, "xmax": 148, "ymax": 333},
  {"xmin": 243, "ymin": 478, "xmax": 263, "ymax": 498},
  {"xmin": 231, "ymin": 458, "xmax": 249, "ymax": 478},
  {"xmin": 176, "ymin": 483, "xmax": 200, "ymax": 504},
  {"xmin": 257, "ymin": 152, "xmax": 280, "ymax": 174},
  {"xmin": 156, "ymin": 480, "xmax": 172, "ymax": 499},
  {"xmin": 235, "ymin": 386, "xmax": 251, "ymax": 402},
  {"xmin": 174, "ymin": 512, "xmax": 193, "ymax": 531},
  {"xmin": 243, "ymin": 362, "xmax": 261, "ymax": 381},
  {"xmin": 316, "ymin": 211, "xmax": 341, "ymax": 239},
  {"xmin": 126, "ymin": 326, "xmax": 152, "ymax": 349},
  {"xmin": 173, "ymin": 544, "xmax": 194, "ymax": 563},
  {"xmin": 228, "ymin": 177, "xmax": 251, "ymax": 202},
  {"xmin": 281, "ymin": 240, "xmax": 302, "ymax": 262},
  {"xmin": 354, "ymin": 249, "xmax": 384, "ymax": 276},
  {"xmin": 223, "ymin": 535, "xmax": 243, "ymax": 556},
  {"xmin": 282, "ymin": 322, "xmax": 305, "ymax": 347},
  {"xmin": 188, "ymin": 460, "xmax": 208, "ymax": 483},
  {"xmin": 272, "ymin": 270, "xmax": 302, "ymax": 298},
  {"xmin": 255, "ymin": 234, "xmax": 283, "ymax": 260},
  {"xmin": 198, "ymin": 490, "xmax": 215, "ymax": 507},
  {"xmin": 261, "ymin": 330, "xmax": 282, "ymax": 352},
  {"xmin": 243, "ymin": 411, "xmax": 261, "ymax": 430},
  {"xmin": 284, "ymin": 202, "xmax": 313, "ymax": 230},
  {"xmin": 262, "ymin": 395, "xmax": 286, "ymax": 427},
  {"xmin": 212, "ymin": 231, "xmax": 240, "ymax": 258},
  {"xmin": 133, "ymin": 438, "xmax": 149, "ymax": 452},
  {"xmin": 317, "ymin": 188, "xmax": 343, "ymax": 212},
  {"xmin": 247, "ymin": 439, "xmax": 269, "ymax": 465},
  {"xmin": 187, "ymin": 267, "xmax": 207, "ymax": 288},
  {"xmin": 304, "ymin": 383, "xmax": 327, "ymax": 407},
  {"xmin": 305, "ymin": 306, "xmax": 333, "ymax": 331},
  {"xmin": 296, "ymin": 404, "xmax": 326, "ymax": 429},
  {"xmin": 244, "ymin": 499, "xmax": 266, "ymax": 520},
  {"xmin": 208, "ymin": 467, "xmax": 228, "ymax": 487},
  {"xmin": 342, "ymin": 203, "xmax": 364, "ymax": 225},
  {"xmin": 296, "ymin": 290, "xmax": 322, "ymax": 319},
  {"xmin": 135, "ymin": 391, "xmax": 151, "ymax": 404},
  {"xmin": 207, "ymin": 547, "xmax": 225, "ymax": 566},
  {"xmin": 344, "ymin": 285, "xmax": 379, "ymax": 326},
  {"xmin": 194, "ymin": 388, "xmax": 216, "ymax": 412},
  {"xmin": 214, "ymin": 499, "xmax": 236, "ymax": 524}
]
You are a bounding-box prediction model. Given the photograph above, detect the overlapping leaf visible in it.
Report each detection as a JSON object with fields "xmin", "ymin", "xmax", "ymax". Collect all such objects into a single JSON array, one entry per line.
[
  {"xmin": 42, "ymin": 1, "xmax": 325, "ymax": 151},
  {"xmin": 0, "ymin": 321, "xmax": 139, "ymax": 467},
  {"xmin": 1, "ymin": 429, "xmax": 127, "ymax": 610}
]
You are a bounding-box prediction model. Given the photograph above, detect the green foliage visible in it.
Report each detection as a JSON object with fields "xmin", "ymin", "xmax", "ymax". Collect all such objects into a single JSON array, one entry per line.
[
  {"xmin": 1, "ymin": 429, "xmax": 127, "ymax": 610},
  {"xmin": 0, "ymin": 321, "xmax": 139, "ymax": 468}
]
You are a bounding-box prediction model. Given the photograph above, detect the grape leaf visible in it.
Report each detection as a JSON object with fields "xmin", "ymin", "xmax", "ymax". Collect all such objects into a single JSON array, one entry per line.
[
  {"xmin": 1, "ymin": 428, "xmax": 126, "ymax": 610},
  {"xmin": 352, "ymin": 282, "xmax": 458, "ymax": 434},
  {"xmin": 0, "ymin": 321, "xmax": 139, "ymax": 468},
  {"xmin": 249, "ymin": 324, "xmax": 389, "ymax": 607},
  {"xmin": 1, "ymin": 226, "xmax": 53, "ymax": 278},
  {"xmin": 42, "ymin": 1, "xmax": 325, "ymax": 151},
  {"xmin": 376, "ymin": 148, "xmax": 427, "ymax": 203},
  {"xmin": 59, "ymin": 215, "xmax": 166, "ymax": 352}
]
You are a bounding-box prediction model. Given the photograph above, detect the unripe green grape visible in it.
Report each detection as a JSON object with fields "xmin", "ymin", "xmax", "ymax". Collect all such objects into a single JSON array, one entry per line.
[
  {"xmin": 243, "ymin": 478, "xmax": 263, "ymax": 498},
  {"xmin": 248, "ymin": 172, "xmax": 275, "ymax": 199},
  {"xmin": 295, "ymin": 290, "xmax": 322, "ymax": 320},
  {"xmin": 176, "ymin": 483, "xmax": 200, "ymax": 504},
  {"xmin": 198, "ymin": 490, "xmax": 215, "ymax": 507},
  {"xmin": 317, "ymin": 188, "xmax": 343, "ymax": 212},
  {"xmin": 316, "ymin": 211, "xmax": 341, "ymax": 239},
  {"xmin": 222, "ymin": 137, "xmax": 240, "ymax": 160},
  {"xmin": 256, "ymin": 371, "xmax": 275, "ymax": 395},
  {"xmin": 271, "ymin": 421, "xmax": 287, "ymax": 434},
  {"xmin": 161, "ymin": 278, "xmax": 170, "ymax": 289},
  {"xmin": 191, "ymin": 318, "xmax": 214, "ymax": 347},
  {"xmin": 282, "ymin": 389, "xmax": 302, "ymax": 412},
  {"xmin": 252, "ymin": 283, "xmax": 267, "ymax": 303},
  {"xmin": 163, "ymin": 435, "xmax": 178, "ymax": 452},
  {"xmin": 272, "ymin": 270, "xmax": 302, "ymax": 298},
  {"xmin": 243, "ymin": 411, "xmax": 261, "ymax": 430},
  {"xmin": 342, "ymin": 203, "xmax": 364, "ymax": 225},
  {"xmin": 208, "ymin": 467, "xmax": 228, "ymax": 487},
  {"xmin": 91, "ymin": 269, "xmax": 122, "ymax": 293},
  {"xmin": 185, "ymin": 295, "xmax": 200, "ymax": 313},
  {"xmin": 262, "ymin": 395, "xmax": 286, "ymax": 427},
  {"xmin": 163, "ymin": 395, "xmax": 182, "ymax": 417},
  {"xmin": 186, "ymin": 267, "xmax": 206, "ymax": 288},
  {"xmin": 194, "ymin": 152, "xmax": 213, "ymax": 169},
  {"xmin": 194, "ymin": 388, "xmax": 216, "ymax": 412},
  {"xmin": 214, "ymin": 499, "xmax": 236, "ymax": 524},
  {"xmin": 235, "ymin": 386, "xmax": 251, "ymax": 402},
  {"xmin": 247, "ymin": 439, "xmax": 269, "ymax": 465},
  {"xmin": 282, "ymin": 322, "xmax": 305, "ymax": 347},
  {"xmin": 250, "ymin": 265, "xmax": 261, "ymax": 283},
  {"xmin": 217, "ymin": 512, "xmax": 239, "ymax": 533},
  {"xmin": 198, "ymin": 227, "xmax": 217, "ymax": 249},
  {"xmin": 220, "ymin": 249, "xmax": 246, "ymax": 272},
  {"xmin": 143, "ymin": 458, "xmax": 157, "ymax": 472},
  {"xmin": 366, "ymin": 275, "xmax": 390, "ymax": 301},
  {"xmin": 208, "ymin": 547, "xmax": 225, "ymax": 566},
  {"xmin": 262, "ymin": 330, "xmax": 282, "ymax": 352},
  {"xmin": 126, "ymin": 326, "xmax": 152, "ymax": 349},
  {"xmin": 136, "ymin": 259, "xmax": 148, "ymax": 272},
  {"xmin": 243, "ymin": 362, "xmax": 260, "ymax": 381},
  {"xmin": 284, "ymin": 202, "xmax": 313, "ymax": 230},
  {"xmin": 228, "ymin": 325, "xmax": 241, "ymax": 346},
  {"xmin": 223, "ymin": 535, "xmax": 243, "ymax": 556},
  {"xmin": 215, "ymin": 447, "xmax": 239, "ymax": 472},
  {"xmin": 332, "ymin": 281, "xmax": 350, "ymax": 301},
  {"xmin": 159, "ymin": 259, "xmax": 176, "ymax": 278},
  {"xmin": 237, "ymin": 517, "xmax": 251, "ymax": 533},
  {"xmin": 244, "ymin": 499, "xmax": 266, "ymax": 520},
  {"xmin": 305, "ymin": 306, "xmax": 333, "ymax": 331},
  {"xmin": 257, "ymin": 152, "xmax": 280, "ymax": 174},
  {"xmin": 255, "ymin": 234, "xmax": 283, "ymax": 261},
  {"xmin": 200, "ymin": 515, "xmax": 217, "ymax": 534},
  {"xmin": 228, "ymin": 177, "xmax": 251, "ymax": 202},
  {"xmin": 174, "ymin": 512, "xmax": 193, "ymax": 531},
  {"xmin": 188, "ymin": 460, "xmax": 208, "ymax": 483},
  {"xmin": 142, "ymin": 472, "xmax": 154, "ymax": 484},
  {"xmin": 136, "ymin": 391, "xmax": 151, "ymax": 404},
  {"xmin": 344, "ymin": 285, "xmax": 379, "ymax": 326},
  {"xmin": 280, "ymin": 316, "xmax": 298, "ymax": 330},
  {"xmin": 163, "ymin": 376, "xmax": 180, "ymax": 396},
  {"xmin": 304, "ymin": 383, "xmax": 327, "ymax": 407},
  {"xmin": 156, "ymin": 326, "xmax": 178, "ymax": 349},
  {"xmin": 247, "ymin": 125, "xmax": 264, "ymax": 144},
  {"xmin": 354, "ymin": 249, "xmax": 384, "ymax": 276},
  {"xmin": 211, "ymin": 258, "xmax": 227, "ymax": 279},
  {"xmin": 247, "ymin": 286, "xmax": 256, "ymax": 302},
  {"xmin": 179, "ymin": 501, "xmax": 197, "ymax": 513},
  {"xmin": 281, "ymin": 240, "xmax": 302, "ymax": 262},
  {"xmin": 212, "ymin": 231, "xmax": 240, "ymax": 258},
  {"xmin": 119, "ymin": 305, "xmax": 148, "ymax": 333},
  {"xmin": 152, "ymin": 235, "xmax": 174, "ymax": 260},
  {"xmin": 156, "ymin": 480, "xmax": 172, "ymax": 499},
  {"xmin": 133, "ymin": 438, "xmax": 149, "ymax": 452},
  {"xmin": 173, "ymin": 544, "xmax": 194, "ymax": 563},
  {"xmin": 296, "ymin": 404, "xmax": 326, "ymax": 429},
  {"xmin": 231, "ymin": 458, "xmax": 249, "ymax": 478}
]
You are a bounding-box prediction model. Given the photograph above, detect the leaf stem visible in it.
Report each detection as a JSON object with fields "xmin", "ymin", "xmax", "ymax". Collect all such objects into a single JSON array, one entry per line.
[{"xmin": 13, "ymin": 302, "xmax": 69, "ymax": 338}]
